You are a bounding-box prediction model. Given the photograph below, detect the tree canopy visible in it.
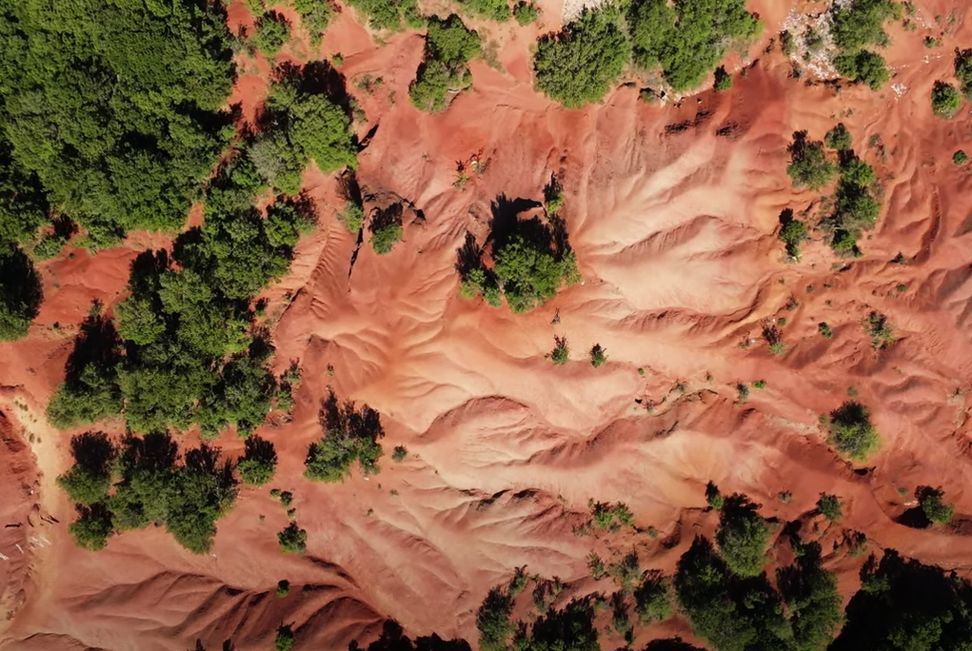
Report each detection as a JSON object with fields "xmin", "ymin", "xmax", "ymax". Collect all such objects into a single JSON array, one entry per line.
[{"xmin": 410, "ymin": 15, "xmax": 481, "ymax": 112}]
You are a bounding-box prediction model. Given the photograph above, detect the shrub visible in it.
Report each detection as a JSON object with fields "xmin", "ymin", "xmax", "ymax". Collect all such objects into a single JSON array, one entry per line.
[
  {"xmin": 779, "ymin": 216, "xmax": 809, "ymax": 259},
  {"xmin": 917, "ymin": 486, "xmax": 954, "ymax": 525},
  {"xmin": 781, "ymin": 30, "xmax": 795, "ymax": 56},
  {"xmin": 954, "ymin": 150, "xmax": 969, "ymax": 165},
  {"xmin": 628, "ymin": 0, "xmax": 760, "ymax": 92},
  {"xmin": 866, "ymin": 311, "xmax": 893, "ymax": 349},
  {"xmin": 956, "ymin": 48, "xmax": 972, "ymax": 97},
  {"xmin": 0, "ymin": 248, "xmax": 42, "ymax": 341},
  {"xmin": 457, "ymin": 0, "xmax": 509, "ymax": 21},
  {"xmin": 409, "ymin": 15, "xmax": 481, "ymax": 112},
  {"xmin": 294, "ymin": 0, "xmax": 332, "ymax": 44},
  {"xmin": 931, "ymin": 80, "xmax": 962, "ymax": 118},
  {"xmin": 589, "ymin": 552, "xmax": 607, "ymax": 579},
  {"xmin": 787, "ymin": 132, "xmax": 837, "ymax": 189},
  {"xmin": 513, "ymin": 2, "xmax": 538, "ymax": 25},
  {"xmin": 590, "ymin": 500, "xmax": 634, "ymax": 531},
  {"xmin": 590, "ymin": 343, "xmax": 607, "ymax": 368},
  {"xmin": 827, "ymin": 401, "xmax": 879, "ymax": 460},
  {"xmin": 276, "ymin": 579, "xmax": 290, "ymax": 597},
  {"xmin": 610, "ymin": 551, "xmax": 641, "ymax": 592},
  {"xmin": 817, "ymin": 494, "xmax": 842, "ymax": 521},
  {"xmin": 713, "ymin": 67, "xmax": 733, "ymax": 92},
  {"xmin": 493, "ymin": 233, "xmax": 579, "ymax": 312},
  {"xmin": 338, "ymin": 201, "xmax": 365, "ymax": 233},
  {"xmin": 705, "ymin": 481, "xmax": 724, "ymax": 509},
  {"xmin": 305, "ymin": 389, "xmax": 384, "ymax": 481},
  {"xmin": 825, "ymin": 123, "xmax": 853, "ymax": 151},
  {"xmin": 370, "ymin": 204, "xmax": 404, "ymax": 254},
  {"xmin": 533, "ymin": 5, "xmax": 631, "ymax": 107},
  {"xmin": 69, "ymin": 504, "xmax": 114, "ymax": 551},
  {"xmin": 634, "ymin": 571, "xmax": 671, "ymax": 623},
  {"xmin": 346, "ymin": 0, "xmax": 422, "ymax": 31},
  {"xmin": 237, "ymin": 436, "xmax": 277, "ymax": 486},
  {"xmin": 275, "ymin": 625, "xmax": 295, "ymax": 651},
  {"xmin": 736, "ymin": 383, "xmax": 750, "ymax": 401},
  {"xmin": 253, "ymin": 11, "xmax": 290, "ymax": 55},
  {"xmin": 833, "ymin": 49, "xmax": 890, "ymax": 89},
  {"xmin": 476, "ymin": 587, "xmax": 514, "ymax": 651},
  {"xmin": 715, "ymin": 495, "xmax": 771, "ymax": 577},
  {"xmin": 392, "ymin": 445, "xmax": 408, "ymax": 462},
  {"xmin": 278, "ymin": 522, "xmax": 307, "ymax": 553},
  {"xmin": 550, "ymin": 335, "xmax": 569, "ymax": 365}
]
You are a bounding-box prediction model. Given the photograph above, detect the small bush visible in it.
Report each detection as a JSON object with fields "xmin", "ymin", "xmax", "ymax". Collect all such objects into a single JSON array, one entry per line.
[
  {"xmin": 338, "ymin": 201, "xmax": 364, "ymax": 233},
  {"xmin": 817, "ymin": 493, "xmax": 842, "ymax": 521},
  {"xmin": 590, "ymin": 343, "xmax": 607, "ymax": 368},
  {"xmin": 953, "ymin": 150, "xmax": 969, "ymax": 165},
  {"xmin": 705, "ymin": 481, "xmax": 724, "ymax": 509},
  {"xmin": 392, "ymin": 445, "xmax": 408, "ymax": 462},
  {"xmin": 931, "ymin": 80, "xmax": 962, "ymax": 118},
  {"xmin": 827, "ymin": 401, "xmax": 879, "ymax": 461},
  {"xmin": 237, "ymin": 436, "xmax": 277, "ymax": 486},
  {"xmin": 588, "ymin": 552, "xmax": 607, "ymax": 579},
  {"xmin": 956, "ymin": 48, "xmax": 972, "ymax": 97},
  {"xmin": 253, "ymin": 11, "xmax": 290, "ymax": 55},
  {"xmin": 787, "ymin": 132, "xmax": 836, "ymax": 189},
  {"xmin": 346, "ymin": 0, "xmax": 422, "ymax": 31},
  {"xmin": 277, "ymin": 522, "xmax": 307, "ymax": 553},
  {"xmin": 866, "ymin": 311, "xmax": 893, "ymax": 349},
  {"xmin": 275, "ymin": 625, "xmax": 295, "ymax": 651},
  {"xmin": 305, "ymin": 389, "xmax": 384, "ymax": 481},
  {"xmin": 736, "ymin": 383, "xmax": 750, "ymax": 402},
  {"xmin": 533, "ymin": 5, "xmax": 631, "ymax": 107},
  {"xmin": 276, "ymin": 579, "xmax": 290, "ymax": 597},
  {"xmin": 778, "ymin": 209, "xmax": 809, "ymax": 258},
  {"xmin": 825, "ymin": 123, "xmax": 853, "ymax": 151},
  {"xmin": 713, "ymin": 66, "xmax": 733, "ymax": 92},
  {"xmin": 513, "ymin": 1, "xmax": 538, "ymax": 25},
  {"xmin": 550, "ymin": 335, "xmax": 569, "ymax": 365},
  {"xmin": 634, "ymin": 570, "xmax": 671, "ymax": 623},
  {"xmin": 590, "ymin": 499, "xmax": 634, "ymax": 531},
  {"xmin": 819, "ymin": 322, "xmax": 834, "ymax": 338},
  {"xmin": 917, "ymin": 486, "xmax": 954, "ymax": 525}
]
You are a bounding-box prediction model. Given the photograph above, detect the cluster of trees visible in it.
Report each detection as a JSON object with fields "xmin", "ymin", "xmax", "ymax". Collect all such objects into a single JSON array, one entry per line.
[
  {"xmin": 533, "ymin": 0, "xmax": 760, "ymax": 107},
  {"xmin": 47, "ymin": 63, "xmax": 356, "ymax": 437},
  {"xmin": 830, "ymin": 0, "xmax": 900, "ymax": 89},
  {"xmin": 458, "ymin": 192, "xmax": 580, "ymax": 312},
  {"xmin": 478, "ymin": 583, "xmax": 600, "ymax": 651},
  {"xmin": 457, "ymin": 0, "xmax": 510, "ymax": 21},
  {"xmin": 0, "ymin": 0, "xmax": 237, "ymax": 249},
  {"xmin": 59, "ymin": 431, "xmax": 247, "ymax": 553},
  {"xmin": 252, "ymin": 11, "xmax": 291, "ymax": 56},
  {"xmin": 785, "ymin": 127, "xmax": 881, "ymax": 256},
  {"xmin": 346, "ymin": 0, "xmax": 423, "ymax": 31},
  {"xmin": 304, "ymin": 388, "xmax": 384, "ymax": 481},
  {"xmin": 410, "ymin": 15, "xmax": 481, "ymax": 112}
]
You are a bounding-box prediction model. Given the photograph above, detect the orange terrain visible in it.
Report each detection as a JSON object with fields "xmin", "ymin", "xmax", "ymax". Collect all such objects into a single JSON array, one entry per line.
[{"xmin": 2, "ymin": 0, "xmax": 972, "ymax": 649}]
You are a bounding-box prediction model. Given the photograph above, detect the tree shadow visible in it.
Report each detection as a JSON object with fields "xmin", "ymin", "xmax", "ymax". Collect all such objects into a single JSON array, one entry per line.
[
  {"xmin": 62, "ymin": 308, "xmax": 121, "ymax": 384},
  {"xmin": 486, "ymin": 194, "xmax": 544, "ymax": 253},
  {"xmin": 119, "ymin": 431, "xmax": 178, "ymax": 473},
  {"xmin": 643, "ymin": 639, "xmax": 706, "ymax": 651},
  {"xmin": 0, "ymin": 247, "xmax": 43, "ymax": 333},
  {"xmin": 454, "ymin": 231, "xmax": 483, "ymax": 276},
  {"xmin": 68, "ymin": 431, "xmax": 115, "ymax": 474},
  {"xmin": 349, "ymin": 620, "xmax": 471, "ymax": 651},
  {"xmin": 369, "ymin": 202, "xmax": 403, "ymax": 234},
  {"xmin": 242, "ymin": 435, "xmax": 277, "ymax": 467}
]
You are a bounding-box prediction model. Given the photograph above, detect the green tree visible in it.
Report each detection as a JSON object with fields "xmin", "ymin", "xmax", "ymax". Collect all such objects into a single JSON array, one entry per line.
[
  {"xmin": 305, "ymin": 389, "xmax": 384, "ymax": 481},
  {"xmin": 278, "ymin": 522, "xmax": 307, "ymax": 553},
  {"xmin": 787, "ymin": 132, "xmax": 836, "ymax": 189},
  {"xmin": 57, "ymin": 432, "xmax": 116, "ymax": 506},
  {"xmin": 410, "ymin": 15, "xmax": 481, "ymax": 112},
  {"xmin": 69, "ymin": 504, "xmax": 114, "ymax": 551},
  {"xmin": 931, "ymin": 80, "xmax": 962, "ymax": 118},
  {"xmin": 533, "ymin": 5, "xmax": 631, "ymax": 107},
  {"xmin": 827, "ymin": 401, "xmax": 879, "ymax": 461},
  {"xmin": 252, "ymin": 11, "xmax": 291, "ymax": 55},
  {"xmin": 833, "ymin": 50, "xmax": 890, "ymax": 89},
  {"xmin": 346, "ymin": 0, "xmax": 422, "ymax": 31},
  {"xmin": 825, "ymin": 123, "xmax": 853, "ymax": 151},
  {"xmin": 715, "ymin": 495, "xmax": 772, "ymax": 578},
  {"xmin": 634, "ymin": 570, "xmax": 672, "ymax": 623},
  {"xmin": 477, "ymin": 587, "xmax": 514, "ymax": 651},
  {"xmin": 513, "ymin": 2, "xmax": 539, "ymax": 25},
  {"xmin": 457, "ymin": 0, "xmax": 509, "ymax": 21},
  {"xmin": 917, "ymin": 486, "xmax": 954, "ymax": 525},
  {"xmin": 237, "ymin": 436, "xmax": 278, "ymax": 486},
  {"xmin": 817, "ymin": 494, "xmax": 842, "ymax": 522},
  {"xmin": 590, "ymin": 344, "xmax": 607, "ymax": 368},
  {"xmin": 275, "ymin": 625, "xmax": 295, "ymax": 651},
  {"xmin": 0, "ymin": 248, "xmax": 42, "ymax": 341}
]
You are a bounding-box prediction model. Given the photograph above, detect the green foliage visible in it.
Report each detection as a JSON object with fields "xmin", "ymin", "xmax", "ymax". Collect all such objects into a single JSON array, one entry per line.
[
  {"xmin": 827, "ymin": 401, "xmax": 880, "ymax": 461},
  {"xmin": 833, "ymin": 49, "xmax": 890, "ymax": 89},
  {"xmin": 931, "ymin": 80, "xmax": 962, "ymax": 118},
  {"xmin": 70, "ymin": 504, "xmax": 114, "ymax": 551},
  {"xmin": 237, "ymin": 436, "xmax": 277, "ymax": 486},
  {"xmin": 818, "ymin": 322, "xmax": 833, "ymax": 338},
  {"xmin": 917, "ymin": 486, "xmax": 954, "ymax": 525},
  {"xmin": 956, "ymin": 49, "xmax": 972, "ymax": 97},
  {"xmin": 588, "ymin": 552, "xmax": 607, "ymax": 580},
  {"xmin": 610, "ymin": 551, "xmax": 642, "ymax": 593},
  {"xmin": 817, "ymin": 493, "xmax": 843, "ymax": 522},
  {"xmin": 714, "ymin": 67, "xmax": 733, "ymax": 92},
  {"xmin": 634, "ymin": 570, "xmax": 672, "ymax": 623},
  {"xmin": 60, "ymin": 432, "xmax": 238, "ymax": 554},
  {"xmin": 0, "ymin": 141, "xmax": 49, "ymax": 252},
  {"xmin": 550, "ymin": 336, "xmax": 569, "ymax": 365},
  {"xmin": 866, "ymin": 311, "xmax": 893, "ymax": 349},
  {"xmin": 0, "ymin": 248, "xmax": 42, "ymax": 341},
  {"xmin": 533, "ymin": 5, "xmax": 631, "ymax": 107},
  {"xmin": 519, "ymin": 597, "xmax": 600, "ymax": 651},
  {"xmin": 370, "ymin": 220, "xmax": 403, "ymax": 254},
  {"xmin": 410, "ymin": 15, "xmax": 481, "ymax": 112},
  {"xmin": 275, "ymin": 625, "xmax": 295, "ymax": 651},
  {"xmin": 778, "ymin": 544, "xmax": 843, "ymax": 651},
  {"xmin": 590, "ymin": 500, "xmax": 634, "ymax": 531},
  {"xmin": 590, "ymin": 344, "xmax": 607, "ymax": 368},
  {"xmin": 954, "ymin": 150, "xmax": 969, "ymax": 165},
  {"xmin": 628, "ymin": 0, "xmax": 760, "ymax": 92},
  {"xmin": 294, "ymin": 0, "xmax": 333, "ymax": 45},
  {"xmin": 278, "ymin": 522, "xmax": 307, "ymax": 553},
  {"xmin": 825, "ymin": 123, "xmax": 853, "ymax": 151},
  {"xmin": 0, "ymin": 0, "xmax": 236, "ymax": 244},
  {"xmin": 513, "ymin": 2, "xmax": 539, "ymax": 25},
  {"xmin": 305, "ymin": 389, "xmax": 384, "ymax": 482},
  {"xmin": 833, "ymin": 550, "xmax": 972, "ymax": 649},
  {"xmin": 705, "ymin": 481, "xmax": 724, "ymax": 509},
  {"xmin": 346, "ymin": 0, "xmax": 422, "ymax": 31},
  {"xmin": 831, "ymin": 0, "xmax": 900, "ymax": 52},
  {"xmin": 57, "ymin": 432, "xmax": 115, "ymax": 506},
  {"xmin": 675, "ymin": 536, "xmax": 794, "ymax": 651},
  {"xmin": 787, "ymin": 132, "xmax": 837, "ymax": 189},
  {"xmin": 253, "ymin": 11, "xmax": 291, "ymax": 55},
  {"xmin": 276, "ymin": 579, "xmax": 290, "ymax": 597},
  {"xmin": 477, "ymin": 587, "xmax": 514, "ymax": 651},
  {"xmin": 778, "ymin": 209, "xmax": 809, "ymax": 259},
  {"xmin": 392, "ymin": 445, "xmax": 408, "ymax": 462},
  {"xmin": 457, "ymin": 0, "xmax": 509, "ymax": 21},
  {"xmin": 338, "ymin": 200, "xmax": 365, "ymax": 233},
  {"xmin": 715, "ymin": 495, "xmax": 771, "ymax": 578}
]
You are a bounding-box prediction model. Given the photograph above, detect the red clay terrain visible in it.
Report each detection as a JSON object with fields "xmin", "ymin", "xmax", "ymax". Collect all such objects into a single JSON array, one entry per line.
[{"xmin": 2, "ymin": 0, "xmax": 972, "ymax": 649}]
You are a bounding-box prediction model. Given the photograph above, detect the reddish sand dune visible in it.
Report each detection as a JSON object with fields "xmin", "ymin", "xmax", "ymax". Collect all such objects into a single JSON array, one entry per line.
[{"xmin": 3, "ymin": 0, "xmax": 972, "ymax": 649}]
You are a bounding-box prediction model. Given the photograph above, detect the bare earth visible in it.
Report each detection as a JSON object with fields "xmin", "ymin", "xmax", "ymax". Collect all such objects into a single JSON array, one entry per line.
[{"xmin": 2, "ymin": 0, "xmax": 972, "ymax": 649}]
